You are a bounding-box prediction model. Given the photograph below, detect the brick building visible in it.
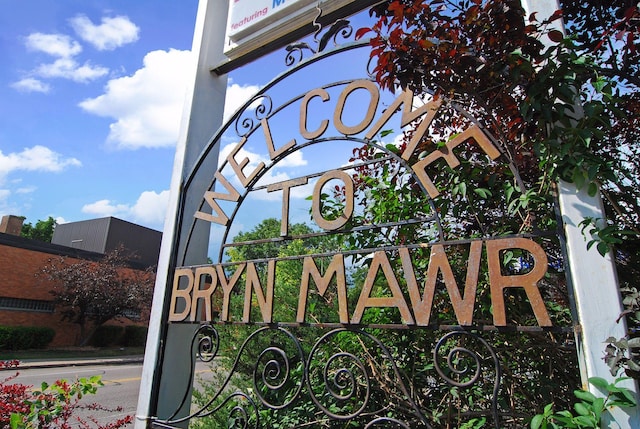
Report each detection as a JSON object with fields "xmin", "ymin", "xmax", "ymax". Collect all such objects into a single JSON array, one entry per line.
[{"xmin": 0, "ymin": 215, "xmax": 160, "ymax": 347}]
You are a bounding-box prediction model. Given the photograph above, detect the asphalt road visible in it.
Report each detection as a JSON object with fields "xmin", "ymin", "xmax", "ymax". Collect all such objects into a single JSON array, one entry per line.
[{"xmin": 11, "ymin": 362, "xmax": 213, "ymax": 427}]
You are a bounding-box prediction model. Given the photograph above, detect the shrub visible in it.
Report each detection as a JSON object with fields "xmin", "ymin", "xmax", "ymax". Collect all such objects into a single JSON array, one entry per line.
[
  {"xmin": 122, "ymin": 325, "xmax": 147, "ymax": 347},
  {"xmin": 0, "ymin": 326, "xmax": 55, "ymax": 351},
  {"xmin": 1, "ymin": 360, "xmax": 133, "ymax": 428},
  {"xmin": 89, "ymin": 325, "xmax": 124, "ymax": 347}
]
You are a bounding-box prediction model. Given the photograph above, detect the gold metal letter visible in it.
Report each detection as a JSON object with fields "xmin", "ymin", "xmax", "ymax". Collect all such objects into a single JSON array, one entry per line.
[
  {"xmin": 216, "ymin": 264, "xmax": 245, "ymax": 322},
  {"xmin": 189, "ymin": 266, "xmax": 218, "ymax": 322},
  {"xmin": 334, "ymin": 80, "xmax": 379, "ymax": 135},
  {"xmin": 267, "ymin": 177, "xmax": 309, "ymax": 236},
  {"xmin": 402, "ymin": 242, "xmax": 482, "ymax": 326},
  {"xmin": 486, "ymin": 238, "xmax": 552, "ymax": 327},
  {"xmin": 243, "ymin": 261, "xmax": 275, "ymax": 323},
  {"xmin": 195, "ymin": 171, "xmax": 241, "ymax": 225},
  {"xmin": 300, "ymin": 88, "xmax": 330, "ymax": 140},
  {"xmin": 297, "ymin": 254, "xmax": 348, "ymax": 323},
  {"xmin": 312, "ymin": 170, "xmax": 354, "ymax": 230},
  {"xmin": 261, "ymin": 117, "xmax": 296, "ymax": 160},
  {"xmin": 351, "ymin": 251, "xmax": 414, "ymax": 324},
  {"xmin": 227, "ymin": 136, "xmax": 265, "ymax": 187},
  {"xmin": 168, "ymin": 268, "xmax": 194, "ymax": 322},
  {"xmin": 412, "ymin": 125, "xmax": 501, "ymax": 199}
]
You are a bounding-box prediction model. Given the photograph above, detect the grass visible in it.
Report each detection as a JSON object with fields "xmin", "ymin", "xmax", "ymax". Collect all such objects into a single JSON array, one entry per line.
[{"xmin": 0, "ymin": 346, "xmax": 145, "ymax": 362}]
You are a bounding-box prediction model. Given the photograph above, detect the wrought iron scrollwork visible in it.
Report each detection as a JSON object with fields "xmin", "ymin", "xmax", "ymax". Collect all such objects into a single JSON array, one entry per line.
[
  {"xmin": 433, "ymin": 331, "xmax": 502, "ymax": 428},
  {"xmin": 285, "ymin": 6, "xmax": 353, "ymax": 66},
  {"xmin": 197, "ymin": 323, "xmax": 219, "ymax": 362},
  {"xmin": 154, "ymin": 326, "xmax": 504, "ymax": 428},
  {"xmin": 235, "ymin": 95, "xmax": 273, "ymax": 138}
]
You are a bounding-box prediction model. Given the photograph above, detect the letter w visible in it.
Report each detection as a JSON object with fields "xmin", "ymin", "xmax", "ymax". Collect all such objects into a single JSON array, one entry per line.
[{"xmin": 194, "ymin": 171, "xmax": 240, "ymax": 225}]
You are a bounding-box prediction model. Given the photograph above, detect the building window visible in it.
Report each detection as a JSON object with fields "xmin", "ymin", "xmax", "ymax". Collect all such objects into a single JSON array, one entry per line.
[{"xmin": 0, "ymin": 296, "xmax": 55, "ymax": 313}]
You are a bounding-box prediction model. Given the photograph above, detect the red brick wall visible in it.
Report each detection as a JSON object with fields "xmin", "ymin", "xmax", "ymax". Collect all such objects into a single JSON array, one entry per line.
[{"xmin": 0, "ymin": 240, "xmax": 150, "ymax": 348}]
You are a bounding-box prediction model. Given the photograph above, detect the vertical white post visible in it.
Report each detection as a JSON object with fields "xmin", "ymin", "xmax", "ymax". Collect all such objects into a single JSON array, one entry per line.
[
  {"xmin": 559, "ymin": 183, "xmax": 640, "ymax": 427},
  {"xmin": 520, "ymin": 1, "xmax": 639, "ymax": 427},
  {"xmin": 135, "ymin": 1, "xmax": 228, "ymax": 427}
]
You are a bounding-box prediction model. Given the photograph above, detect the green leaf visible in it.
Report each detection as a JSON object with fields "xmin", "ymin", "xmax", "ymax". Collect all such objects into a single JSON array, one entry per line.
[
  {"xmin": 10, "ymin": 413, "xmax": 23, "ymax": 429},
  {"xmin": 573, "ymin": 415, "xmax": 597, "ymax": 427},
  {"xmin": 474, "ymin": 188, "xmax": 492, "ymax": 198},
  {"xmin": 573, "ymin": 389, "xmax": 596, "ymax": 403},
  {"xmin": 530, "ymin": 414, "xmax": 543, "ymax": 429},
  {"xmin": 592, "ymin": 398, "xmax": 604, "ymax": 420},
  {"xmin": 573, "ymin": 402, "xmax": 590, "ymax": 416},
  {"xmin": 588, "ymin": 377, "xmax": 609, "ymax": 390},
  {"xmin": 380, "ymin": 129, "xmax": 394, "ymax": 138}
]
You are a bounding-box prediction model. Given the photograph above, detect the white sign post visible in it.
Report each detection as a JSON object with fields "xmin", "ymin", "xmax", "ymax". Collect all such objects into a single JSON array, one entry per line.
[{"xmin": 135, "ymin": 0, "xmax": 229, "ymax": 427}]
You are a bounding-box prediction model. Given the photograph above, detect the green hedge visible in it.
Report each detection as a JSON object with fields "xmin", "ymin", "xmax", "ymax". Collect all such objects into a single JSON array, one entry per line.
[
  {"xmin": 122, "ymin": 325, "xmax": 147, "ymax": 347},
  {"xmin": 88, "ymin": 325, "xmax": 148, "ymax": 347},
  {"xmin": 90, "ymin": 325, "xmax": 124, "ymax": 347},
  {"xmin": 0, "ymin": 326, "xmax": 55, "ymax": 350}
]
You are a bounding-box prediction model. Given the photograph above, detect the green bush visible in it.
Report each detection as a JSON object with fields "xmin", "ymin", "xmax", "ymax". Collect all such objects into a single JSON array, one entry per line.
[
  {"xmin": 90, "ymin": 325, "xmax": 124, "ymax": 347},
  {"xmin": 122, "ymin": 325, "xmax": 147, "ymax": 347},
  {"xmin": 0, "ymin": 326, "xmax": 55, "ymax": 350}
]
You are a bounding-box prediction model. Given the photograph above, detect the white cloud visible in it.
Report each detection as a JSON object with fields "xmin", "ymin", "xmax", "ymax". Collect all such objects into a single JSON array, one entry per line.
[
  {"xmin": 25, "ymin": 33, "xmax": 82, "ymax": 58},
  {"xmin": 79, "ymin": 53, "xmax": 263, "ymax": 150},
  {"xmin": 82, "ymin": 190, "xmax": 169, "ymax": 228},
  {"xmin": 35, "ymin": 58, "xmax": 108, "ymax": 83},
  {"xmin": 81, "ymin": 199, "xmax": 129, "ymax": 217},
  {"xmin": 130, "ymin": 190, "xmax": 170, "ymax": 225},
  {"xmin": 11, "ymin": 78, "xmax": 51, "ymax": 93},
  {"xmin": 79, "ymin": 49, "xmax": 194, "ymax": 149},
  {"xmin": 0, "ymin": 145, "xmax": 81, "ymax": 184},
  {"xmin": 16, "ymin": 186, "xmax": 36, "ymax": 194},
  {"xmin": 70, "ymin": 15, "xmax": 139, "ymax": 51},
  {"xmin": 18, "ymin": 29, "xmax": 110, "ymax": 89},
  {"xmin": 224, "ymin": 82, "xmax": 261, "ymax": 120}
]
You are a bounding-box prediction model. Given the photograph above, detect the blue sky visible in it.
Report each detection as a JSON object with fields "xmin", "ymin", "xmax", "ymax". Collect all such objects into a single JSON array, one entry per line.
[
  {"xmin": 0, "ymin": 0, "xmax": 386, "ymax": 244},
  {"xmin": 0, "ymin": 1, "xmax": 273, "ymax": 232}
]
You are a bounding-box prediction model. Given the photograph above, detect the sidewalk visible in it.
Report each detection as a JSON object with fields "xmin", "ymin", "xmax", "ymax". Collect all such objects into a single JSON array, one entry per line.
[{"xmin": 14, "ymin": 355, "xmax": 144, "ymax": 370}]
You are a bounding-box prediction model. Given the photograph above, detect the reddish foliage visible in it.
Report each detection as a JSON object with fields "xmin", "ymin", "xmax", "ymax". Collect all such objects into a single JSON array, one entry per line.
[{"xmin": 0, "ymin": 360, "xmax": 133, "ymax": 429}]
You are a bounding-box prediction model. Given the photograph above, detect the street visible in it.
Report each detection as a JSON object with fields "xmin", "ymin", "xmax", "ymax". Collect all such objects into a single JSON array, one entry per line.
[{"xmin": 10, "ymin": 361, "xmax": 212, "ymax": 427}]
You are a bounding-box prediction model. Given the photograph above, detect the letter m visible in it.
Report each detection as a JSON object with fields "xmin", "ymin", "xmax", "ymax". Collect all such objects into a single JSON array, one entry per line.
[{"xmin": 273, "ymin": 0, "xmax": 285, "ymax": 7}]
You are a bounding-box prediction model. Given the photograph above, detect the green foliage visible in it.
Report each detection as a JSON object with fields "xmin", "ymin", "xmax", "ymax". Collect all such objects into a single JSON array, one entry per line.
[
  {"xmin": 89, "ymin": 325, "xmax": 124, "ymax": 347},
  {"xmin": 364, "ymin": 0, "xmax": 640, "ymax": 256},
  {"xmin": 20, "ymin": 217, "xmax": 56, "ymax": 243},
  {"xmin": 530, "ymin": 377, "xmax": 637, "ymax": 429},
  {"xmin": 579, "ymin": 217, "xmax": 634, "ymax": 257},
  {"xmin": 86, "ymin": 325, "xmax": 147, "ymax": 347},
  {"xmin": 5, "ymin": 372, "xmax": 133, "ymax": 429},
  {"xmin": 122, "ymin": 325, "xmax": 147, "ymax": 347},
  {"xmin": 0, "ymin": 326, "xmax": 55, "ymax": 351}
]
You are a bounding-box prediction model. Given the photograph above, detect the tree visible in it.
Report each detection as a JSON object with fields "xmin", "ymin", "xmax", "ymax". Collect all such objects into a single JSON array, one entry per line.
[
  {"xmin": 40, "ymin": 247, "xmax": 154, "ymax": 346},
  {"xmin": 358, "ymin": 0, "xmax": 640, "ymax": 361},
  {"xmin": 360, "ymin": 0, "xmax": 639, "ymax": 246},
  {"xmin": 20, "ymin": 217, "xmax": 56, "ymax": 243}
]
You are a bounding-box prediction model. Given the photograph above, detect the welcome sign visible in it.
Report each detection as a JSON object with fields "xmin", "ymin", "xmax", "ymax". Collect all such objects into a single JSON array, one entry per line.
[
  {"xmin": 137, "ymin": 3, "xmax": 637, "ymax": 428},
  {"xmin": 167, "ymin": 76, "xmax": 556, "ymax": 330}
]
